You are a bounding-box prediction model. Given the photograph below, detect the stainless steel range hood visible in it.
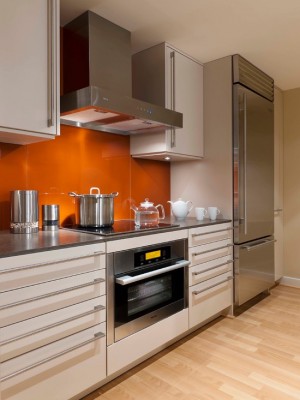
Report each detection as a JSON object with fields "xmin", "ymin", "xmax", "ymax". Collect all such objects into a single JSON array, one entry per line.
[{"xmin": 60, "ymin": 11, "xmax": 183, "ymax": 134}]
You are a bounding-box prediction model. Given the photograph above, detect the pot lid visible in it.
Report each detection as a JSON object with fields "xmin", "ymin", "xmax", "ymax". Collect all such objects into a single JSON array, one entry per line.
[{"xmin": 68, "ymin": 187, "xmax": 118, "ymax": 198}]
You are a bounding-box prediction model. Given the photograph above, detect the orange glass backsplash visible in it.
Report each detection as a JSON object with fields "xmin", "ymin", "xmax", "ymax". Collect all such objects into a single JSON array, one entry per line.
[{"xmin": 0, "ymin": 125, "xmax": 170, "ymax": 230}]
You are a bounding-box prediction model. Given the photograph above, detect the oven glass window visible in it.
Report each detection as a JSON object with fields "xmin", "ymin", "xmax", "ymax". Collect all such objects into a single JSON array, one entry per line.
[
  {"xmin": 127, "ymin": 275, "xmax": 172, "ymax": 316},
  {"xmin": 115, "ymin": 267, "xmax": 184, "ymax": 325}
]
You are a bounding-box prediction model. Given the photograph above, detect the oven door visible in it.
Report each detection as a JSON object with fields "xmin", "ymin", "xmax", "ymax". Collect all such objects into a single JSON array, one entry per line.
[{"xmin": 114, "ymin": 259, "xmax": 189, "ymax": 342}]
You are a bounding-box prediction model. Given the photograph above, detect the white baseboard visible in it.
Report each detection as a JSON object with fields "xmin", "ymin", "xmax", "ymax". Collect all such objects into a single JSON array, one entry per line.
[{"xmin": 280, "ymin": 276, "xmax": 300, "ymax": 288}]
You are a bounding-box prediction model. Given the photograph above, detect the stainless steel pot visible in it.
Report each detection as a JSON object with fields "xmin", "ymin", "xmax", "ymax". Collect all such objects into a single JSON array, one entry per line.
[{"xmin": 69, "ymin": 187, "xmax": 118, "ymax": 227}]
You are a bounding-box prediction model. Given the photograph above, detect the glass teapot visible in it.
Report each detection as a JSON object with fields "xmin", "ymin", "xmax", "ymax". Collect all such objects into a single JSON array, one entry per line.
[{"xmin": 131, "ymin": 198, "xmax": 165, "ymax": 227}]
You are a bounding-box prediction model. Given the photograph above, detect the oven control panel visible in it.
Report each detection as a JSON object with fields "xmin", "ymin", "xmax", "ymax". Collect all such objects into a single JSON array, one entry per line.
[{"xmin": 134, "ymin": 245, "xmax": 171, "ymax": 267}]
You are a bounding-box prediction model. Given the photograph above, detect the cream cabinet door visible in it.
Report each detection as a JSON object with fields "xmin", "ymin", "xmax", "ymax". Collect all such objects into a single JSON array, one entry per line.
[
  {"xmin": 131, "ymin": 42, "xmax": 203, "ymax": 161},
  {"xmin": 0, "ymin": 0, "xmax": 60, "ymax": 144},
  {"xmin": 165, "ymin": 46, "xmax": 203, "ymax": 158}
]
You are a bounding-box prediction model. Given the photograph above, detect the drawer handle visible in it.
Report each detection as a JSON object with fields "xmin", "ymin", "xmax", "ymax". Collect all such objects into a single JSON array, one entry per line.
[
  {"xmin": 192, "ymin": 227, "xmax": 233, "ymax": 237},
  {"xmin": 0, "ymin": 332, "xmax": 105, "ymax": 382},
  {"xmin": 192, "ymin": 244, "xmax": 233, "ymax": 257},
  {"xmin": 0, "ymin": 278, "xmax": 104, "ymax": 310},
  {"xmin": 0, "ymin": 305, "xmax": 105, "ymax": 346},
  {"xmin": 0, "ymin": 251, "xmax": 105, "ymax": 275},
  {"xmin": 192, "ymin": 260, "xmax": 234, "ymax": 275},
  {"xmin": 192, "ymin": 276, "xmax": 233, "ymax": 295}
]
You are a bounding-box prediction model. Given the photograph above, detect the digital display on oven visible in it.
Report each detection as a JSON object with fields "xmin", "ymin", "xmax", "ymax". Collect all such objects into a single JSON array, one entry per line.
[
  {"xmin": 134, "ymin": 245, "xmax": 171, "ymax": 267},
  {"xmin": 145, "ymin": 250, "xmax": 161, "ymax": 260}
]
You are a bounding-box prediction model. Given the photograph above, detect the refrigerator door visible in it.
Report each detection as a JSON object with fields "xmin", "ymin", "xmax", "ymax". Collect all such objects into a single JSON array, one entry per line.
[
  {"xmin": 233, "ymin": 84, "xmax": 274, "ymax": 244},
  {"xmin": 234, "ymin": 236, "xmax": 275, "ymax": 306}
]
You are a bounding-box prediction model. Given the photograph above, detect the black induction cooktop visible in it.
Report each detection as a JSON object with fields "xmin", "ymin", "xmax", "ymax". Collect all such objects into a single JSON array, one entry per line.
[{"xmin": 62, "ymin": 219, "xmax": 179, "ymax": 236}]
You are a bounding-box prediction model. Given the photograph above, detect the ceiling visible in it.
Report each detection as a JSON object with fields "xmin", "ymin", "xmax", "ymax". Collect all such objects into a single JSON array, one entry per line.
[{"xmin": 60, "ymin": 0, "xmax": 300, "ymax": 91}]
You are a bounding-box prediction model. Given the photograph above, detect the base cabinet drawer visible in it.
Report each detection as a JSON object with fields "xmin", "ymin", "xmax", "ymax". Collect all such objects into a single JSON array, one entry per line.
[
  {"xmin": 189, "ymin": 272, "xmax": 233, "ymax": 329},
  {"xmin": 1, "ymin": 269, "xmax": 105, "ymax": 327},
  {"xmin": 189, "ymin": 256, "xmax": 233, "ymax": 286},
  {"xmin": 189, "ymin": 239, "xmax": 233, "ymax": 266},
  {"xmin": 189, "ymin": 223, "xmax": 232, "ymax": 247},
  {"xmin": 1, "ymin": 297, "xmax": 106, "ymax": 362},
  {"xmin": 0, "ymin": 244, "xmax": 105, "ymax": 292},
  {"xmin": 107, "ymin": 309, "xmax": 188, "ymax": 376},
  {"xmin": 1, "ymin": 324, "xmax": 106, "ymax": 400}
]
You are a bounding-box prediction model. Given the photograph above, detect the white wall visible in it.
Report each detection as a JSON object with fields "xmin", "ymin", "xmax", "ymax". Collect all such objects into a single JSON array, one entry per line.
[{"xmin": 171, "ymin": 56, "xmax": 233, "ymax": 220}]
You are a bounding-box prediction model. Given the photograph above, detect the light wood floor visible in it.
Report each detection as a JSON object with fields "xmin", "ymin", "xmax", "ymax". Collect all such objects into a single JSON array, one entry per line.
[{"xmin": 82, "ymin": 285, "xmax": 300, "ymax": 400}]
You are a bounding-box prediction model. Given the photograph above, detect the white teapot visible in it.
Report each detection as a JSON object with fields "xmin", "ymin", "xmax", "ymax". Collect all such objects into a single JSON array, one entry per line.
[{"xmin": 168, "ymin": 198, "xmax": 193, "ymax": 220}]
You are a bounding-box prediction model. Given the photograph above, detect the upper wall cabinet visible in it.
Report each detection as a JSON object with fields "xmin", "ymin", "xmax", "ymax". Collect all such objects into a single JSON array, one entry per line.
[
  {"xmin": 131, "ymin": 43, "xmax": 203, "ymax": 161},
  {"xmin": 0, "ymin": 0, "xmax": 60, "ymax": 145}
]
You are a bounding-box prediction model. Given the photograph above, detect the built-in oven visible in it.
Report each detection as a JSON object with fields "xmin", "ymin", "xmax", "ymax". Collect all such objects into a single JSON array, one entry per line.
[{"xmin": 107, "ymin": 238, "xmax": 189, "ymax": 344}]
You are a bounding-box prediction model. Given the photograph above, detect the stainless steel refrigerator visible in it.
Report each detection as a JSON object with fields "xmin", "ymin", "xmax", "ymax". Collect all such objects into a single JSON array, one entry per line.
[{"xmin": 233, "ymin": 55, "xmax": 275, "ymax": 307}]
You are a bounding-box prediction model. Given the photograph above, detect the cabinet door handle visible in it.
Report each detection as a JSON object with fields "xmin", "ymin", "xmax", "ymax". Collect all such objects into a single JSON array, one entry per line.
[
  {"xmin": 192, "ymin": 260, "xmax": 234, "ymax": 275},
  {"xmin": 191, "ymin": 227, "xmax": 233, "ymax": 237},
  {"xmin": 0, "ymin": 305, "xmax": 105, "ymax": 346},
  {"xmin": 47, "ymin": 0, "xmax": 55, "ymax": 127},
  {"xmin": 170, "ymin": 50, "xmax": 176, "ymax": 148},
  {"xmin": 192, "ymin": 276, "xmax": 233, "ymax": 296},
  {"xmin": 274, "ymin": 208, "xmax": 283, "ymax": 212},
  {"xmin": 192, "ymin": 244, "xmax": 233, "ymax": 257},
  {"xmin": 0, "ymin": 332, "xmax": 105, "ymax": 382},
  {"xmin": 0, "ymin": 251, "xmax": 104, "ymax": 275},
  {"xmin": 0, "ymin": 278, "xmax": 104, "ymax": 310}
]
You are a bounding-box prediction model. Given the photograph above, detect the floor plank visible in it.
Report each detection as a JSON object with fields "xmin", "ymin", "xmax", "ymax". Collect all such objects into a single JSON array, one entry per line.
[{"xmin": 81, "ymin": 285, "xmax": 300, "ymax": 399}]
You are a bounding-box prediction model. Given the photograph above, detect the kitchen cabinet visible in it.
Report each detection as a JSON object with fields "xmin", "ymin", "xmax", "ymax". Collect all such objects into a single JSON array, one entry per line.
[
  {"xmin": 188, "ymin": 222, "xmax": 233, "ymax": 328},
  {"xmin": 0, "ymin": 243, "xmax": 106, "ymax": 400},
  {"xmin": 131, "ymin": 42, "xmax": 203, "ymax": 161},
  {"xmin": 274, "ymin": 87, "xmax": 284, "ymax": 281},
  {"xmin": 107, "ymin": 309, "xmax": 188, "ymax": 375},
  {"xmin": 0, "ymin": 0, "xmax": 60, "ymax": 145}
]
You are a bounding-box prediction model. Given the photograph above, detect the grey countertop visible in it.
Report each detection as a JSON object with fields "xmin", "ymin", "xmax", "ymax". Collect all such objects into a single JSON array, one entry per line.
[
  {"xmin": 0, "ymin": 229, "xmax": 104, "ymax": 258},
  {"xmin": 0, "ymin": 217, "xmax": 231, "ymax": 258},
  {"xmin": 165, "ymin": 217, "xmax": 232, "ymax": 229}
]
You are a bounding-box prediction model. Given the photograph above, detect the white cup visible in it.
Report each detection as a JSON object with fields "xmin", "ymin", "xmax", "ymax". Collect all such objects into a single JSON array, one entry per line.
[
  {"xmin": 208, "ymin": 207, "xmax": 220, "ymax": 221},
  {"xmin": 195, "ymin": 207, "xmax": 207, "ymax": 221}
]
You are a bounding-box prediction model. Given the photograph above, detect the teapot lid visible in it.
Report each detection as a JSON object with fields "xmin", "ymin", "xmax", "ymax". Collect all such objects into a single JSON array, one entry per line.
[{"xmin": 140, "ymin": 198, "xmax": 154, "ymax": 207}]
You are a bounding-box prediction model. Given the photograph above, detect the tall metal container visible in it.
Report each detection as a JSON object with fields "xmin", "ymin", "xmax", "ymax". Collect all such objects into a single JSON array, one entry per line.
[{"xmin": 10, "ymin": 190, "xmax": 39, "ymax": 233}]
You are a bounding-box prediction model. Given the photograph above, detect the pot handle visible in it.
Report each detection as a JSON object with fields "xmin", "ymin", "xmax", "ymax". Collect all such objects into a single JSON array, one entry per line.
[
  {"xmin": 110, "ymin": 192, "xmax": 119, "ymax": 197},
  {"xmin": 90, "ymin": 187, "xmax": 100, "ymax": 195},
  {"xmin": 68, "ymin": 192, "xmax": 78, "ymax": 197}
]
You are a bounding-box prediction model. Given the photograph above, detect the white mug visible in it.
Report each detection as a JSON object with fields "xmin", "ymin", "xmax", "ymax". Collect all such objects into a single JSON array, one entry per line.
[
  {"xmin": 208, "ymin": 207, "xmax": 220, "ymax": 221},
  {"xmin": 195, "ymin": 207, "xmax": 207, "ymax": 221}
]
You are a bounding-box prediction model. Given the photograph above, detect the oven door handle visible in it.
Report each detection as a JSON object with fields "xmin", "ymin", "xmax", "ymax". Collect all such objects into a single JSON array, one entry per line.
[{"xmin": 115, "ymin": 260, "xmax": 190, "ymax": 286}]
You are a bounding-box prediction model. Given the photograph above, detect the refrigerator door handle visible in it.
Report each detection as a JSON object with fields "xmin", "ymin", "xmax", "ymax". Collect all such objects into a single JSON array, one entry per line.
[
  {"xmin": 241, "ymin": 238, "xmax": 276, "ymax": 251},
  {"xmin": 243, "ymin": 92, "xmax": 248, "ymax": 235}
]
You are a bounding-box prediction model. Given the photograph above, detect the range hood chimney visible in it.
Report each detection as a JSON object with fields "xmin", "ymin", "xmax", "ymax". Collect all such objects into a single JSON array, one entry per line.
[{"xmin": 60, "ymin": 11, "xmax": 183, "ymax": 134}]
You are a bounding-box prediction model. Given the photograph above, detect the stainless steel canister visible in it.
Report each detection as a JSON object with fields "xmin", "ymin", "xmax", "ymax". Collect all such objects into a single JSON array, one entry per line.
[
  {"xmin": 42, "ymin": 204, "xmax": 60, "ymax": 231},
  {"xmin": 10, "ymin": 190, "xmax": 39, "ymax": 233}
]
